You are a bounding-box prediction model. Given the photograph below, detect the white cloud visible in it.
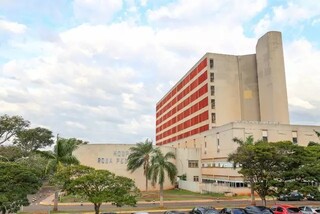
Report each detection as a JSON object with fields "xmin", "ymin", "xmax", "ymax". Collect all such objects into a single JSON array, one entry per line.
[
  {"xmin": 288, "ymin": 97, "xmax": 315, "ymax": 110},
  {"xmin": 0, "ymin": 19, "xmax": 27, "ymax": 34},
  {"xmin": 254, "ymin": 0, "xmax": 320, "ymax": 34},
  {"xmin": 73, "ymin": 0, "xmax": 123, "ymax": 23},
  {"xmin": 66, "ymin": 121, "xmax": 87, "ymax": 130},
  {"xmin": 284, "ymin": 38, "xmax": 320, "ymax": 123},
  {"xmin": 1, "ymin": 1, "xmax": 320, "ymax": 143}
]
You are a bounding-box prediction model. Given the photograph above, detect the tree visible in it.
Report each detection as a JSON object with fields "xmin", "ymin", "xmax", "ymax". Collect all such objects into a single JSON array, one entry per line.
[
  {"xmin": 229, "ymin": 136, "xmax": 256, "ymax": 205},
  {"xmin": 228, "ymin": 141, "xmax": 282, "ymax": 206},
  {"xmin": 14, "ymin": 127, "xmax": 54, "ymax": 154},
  {"xmin": 37, "ymin": 137, "xmax": 82, "ymax": 211},
  {"xmin": 57, "ymin": 166, "xmax": 140, "ymax": 214},
  {"xmin": 0, "ymin": 145, "xmax": 24, "ymax": 161},
  {"xmin": 271, "ymin": 141, "xmax": 311, "ymax": 195},
  {"xmin": 15, "ymin": 154, "xmax": 49, "ymax": 180},
  {"xmin": 147, "ymin": 148, "xmax": 177, "ymax": 207},
  {"xmin": 0, "ymin": 162, "xmax": 41, "ymax": 214},
  {"xmin": 127, "ymin": 139, "xmax": 154, "ymax": 191},
  {"xmin": 0, "ymin": 115, "xmax": 29, "ymax": 145}
]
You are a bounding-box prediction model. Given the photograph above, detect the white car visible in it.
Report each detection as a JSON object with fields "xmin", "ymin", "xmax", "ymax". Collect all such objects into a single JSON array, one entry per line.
[{"xmin": 299, "ymin": 206, "xmax": 320, "ymax": 214}]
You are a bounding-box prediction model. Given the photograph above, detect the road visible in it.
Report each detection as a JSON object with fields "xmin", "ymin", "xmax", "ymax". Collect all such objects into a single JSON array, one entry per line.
[{"xmin": 23, "ymin": 199, "xmax": 320, "ymax": 213}]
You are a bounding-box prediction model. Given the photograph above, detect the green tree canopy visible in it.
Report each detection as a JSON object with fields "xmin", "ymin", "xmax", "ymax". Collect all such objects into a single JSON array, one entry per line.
[
  {"xmin": 228, "ymin": 141, "xmax": 282, "ymax": 206},
  {"xmin": 57, "ymin": 165, "xmax": 140, "ymax": 214},
  {"xmin": 0, "ymin": 145, "xmax": 24, "ymax": 161},
  {"xmin": 127, "ymin": 139, "xmax": 154, "ymax": 191},
  {"xmin": 0, "ymin": 115, "xmax": 30, "ymax": 145},
  {"xmin": 14, "ymin": 127, "xmax": 54, "ymax": 154},
  {"xmin": 230, "ymin": 135, "xmax": 256, "ymax": 205},
  {"xmin": 147, "ymin": 148, "xmax": 177, "ymax": 207},
  {"xmin": 37, "ymin": 137, "xmax": 82, "ymax": 211},
  {"xmin": 0, "ymin": 162, "xmax": 41, "ymax": 214}
]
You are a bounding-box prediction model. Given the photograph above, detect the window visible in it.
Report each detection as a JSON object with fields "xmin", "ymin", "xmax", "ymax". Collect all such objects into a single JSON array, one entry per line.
[
  {"xmin": 97, "ymin": 158, "xmax": 101, "ymax": 163},
  {"xmin": 262, "ymin": 130, "xmax": 268, "ymax": 142},
  {"xmin": 211, "ymin": 113, "xmax": 216, "ymax": 123},
  {"xmin": 211, "ymin": 99, "xmax": 215, "ymax": 109},
  {"xmin": 210, "ymin": 73, "xmax": 214, "ymax": 82},
  {"xmin": 217, "ymin": 133, "xmax": 220, "ymax": 153},
  {"xmin": 209, "ymin": 58, "xmax": 214, "ymax": 69},
  {"xmin": 210, "ymin": 86, "xmax": 215, "ymax": 96},
  {"xmin": 292, "ymin": 131, "xmax": 298, "ymax": 144},
  {"xmin": 276, "ymin": 207, "xmax": 283, "ymax": 212},
  {"xmin": 188, "ymin": 160, "xmax": 199, "ymax": 168},
  {"xmin": 193, "ymin": 176, "xmax": 199, "ymax": 182}
]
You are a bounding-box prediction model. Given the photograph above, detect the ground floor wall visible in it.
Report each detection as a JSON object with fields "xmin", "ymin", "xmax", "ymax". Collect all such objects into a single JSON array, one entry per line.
[{"xmin": 73, "ymin": 122, "xmax": 320, "ymax": 194}]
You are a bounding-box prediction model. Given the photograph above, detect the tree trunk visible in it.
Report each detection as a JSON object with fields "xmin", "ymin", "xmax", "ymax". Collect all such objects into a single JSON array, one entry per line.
[
  {"xmin": 261, "ymin": 197, "xmax": 266, "ymax": 206},
  {"xmin": 53, "ymin": 190, "xmax": 59, "ymax": 211},
  {"xmin": 145, "ymin": 175, "xmax": 148, "ymax": 192},
  {"xmin": 159, "ymin": 183, "xmax": 164, "ymax": 207},
  {"xmin": 94, "ymin": 203, "xmax": 101, "ymax": 214},
  {"xmin": 250, "ymin": 180, "xmax": 256, "ymax": 205},
  {"xmin": 1, "ymin": 207, "xmax": 6, "ymax": 214}
]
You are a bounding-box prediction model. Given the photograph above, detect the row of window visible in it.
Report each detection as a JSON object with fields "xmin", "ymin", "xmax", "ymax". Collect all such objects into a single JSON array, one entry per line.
[
  {"xmin": 156, "ymin": 95, "xmax": 208, "ymax": 131},
  {"xmin": 156, "ymin": 111, "xmax": 209, "ymax": 141},
  {"xmin": 202, "ymin": 162, "xmax": 235, "ymax": 168},
  {"xmin": 156, "ymin": 58, "xmax": 207, "ymax": 111},
  {"xmin": 202, "ymin": 179, "xmax": 248, "ymax": 188},
  {"xmin": 261, "ymin": 130, "xmax": 298, "ymax": 143},
  {"xmin": 156, "ymin": 124, "xmax": 209, "ymax": 145},
  {"xmin": 156, "ymin": 78, "xmax": 208, "ymax": 124}
]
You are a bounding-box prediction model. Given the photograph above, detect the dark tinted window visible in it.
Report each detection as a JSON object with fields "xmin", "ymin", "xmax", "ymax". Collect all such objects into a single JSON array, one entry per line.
[
  {"xmin": 233, "ymin": 209, "xmax": 247, "ymax": 214},
  {"xmin": 287, "ymin": 208, "xmax": 300, "ymax": 213},
  {"xmin": 276, "ymin": 208, "xmax": 283, "ymax": 212},
  {"xmin": 205, "ymin": 209, "xmax": 218, "ymax": 214}
]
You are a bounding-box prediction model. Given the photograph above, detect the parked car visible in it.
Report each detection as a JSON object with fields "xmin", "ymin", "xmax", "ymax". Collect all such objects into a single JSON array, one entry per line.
[
  {"xmin": 245, "ymin": 206, "xmax": 274, "ymax": 214},
  {"xmin": 164, "ymin": 211, "xmax": 185, "ymax": 214},
  {"xmin": 219, "ymin": 208, "xmax": 248, "ymax": 214},
  {"xmin": 298, "ymin": 206, "xmax": 320, "ymax": 214},
  {"xmin": 190, "ymin": 207, "xmax": 219, "ymax": 214},
  {"xmin": 271, "ymin": 205, "xmax": 302, "ymax": 214},
  {"xmin": 306, "ymin": 193, "xmax": 320, "ymax": 201},
  {"xmin": 278, "ymin": 192, "xmax": 304, "ymax": 201}
]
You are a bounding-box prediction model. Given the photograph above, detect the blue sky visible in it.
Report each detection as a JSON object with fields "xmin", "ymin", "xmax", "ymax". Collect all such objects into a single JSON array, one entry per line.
[{"xmin": 1, "ymin": 0, "xmax": 320, "ymax": 144}]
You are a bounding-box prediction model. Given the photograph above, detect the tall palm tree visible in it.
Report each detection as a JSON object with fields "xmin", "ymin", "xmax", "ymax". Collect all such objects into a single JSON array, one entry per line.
[
  {"xmin": 230, "ymin": 135, "xmax": 256, "ymax": 205},
  {"xmin": 147, "ymin": 148, "xmax": 177, "ymax": 207},
  {"xmin": 127, "ymin": 139, "xmax": 154, "ymax": 191},
  {"xmin": 38, "ymin": 136, "xmax": 81, "ymax": 211}
]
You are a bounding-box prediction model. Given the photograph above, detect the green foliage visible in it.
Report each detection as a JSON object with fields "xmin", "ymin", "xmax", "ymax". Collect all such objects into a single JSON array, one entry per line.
[
  {"xmin": 178, "ymin": 173, "xmax": 187, "ymax": 181},
  {"xmin": 228, "ymin": 139, "xmax": 320, "ymax": 205},
  {"xmin": 147, "ymin": 148, "xmax": 177, "ymax": 207},
  {"xmin": 57, "ymin": 165, "xmax": 140, "ymax": 214},
  {"xmin": 0, "ymin": 145, "xmax": 24, "ymax": 161},
  {"xmin": 148, "ymin": 148, "xmax": 177, "ymax": 186},
  {"xmin": 37, "ymin": 137, "xmax": 81, "ymax": 175},
  {"xmin": 14, "ymin": 127, "xmax": 54, "ymax": 153},
  {"xmin": 15, "ymin": 154, "xmax": 49, "ymax": 179},
  {"xmin": 127, "ymin": 139, "xmax": 154, "ymax": 191},
  {"xmin": 53, "ymin": 164, "xmax": 94, "ymax": 189},
  {"xmin": 0, "ymin": 162, "xmax": 41, "ymax": 214},
  {"xmin": 0, "ymin": 114, "xmax": 30, "ymax": 145}
]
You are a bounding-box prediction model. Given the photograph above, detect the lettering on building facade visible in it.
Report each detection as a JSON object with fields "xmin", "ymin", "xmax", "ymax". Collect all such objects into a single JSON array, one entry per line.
[{"xmin": 97, "ymin": 150, "xmax": 130, "ymax": 164}]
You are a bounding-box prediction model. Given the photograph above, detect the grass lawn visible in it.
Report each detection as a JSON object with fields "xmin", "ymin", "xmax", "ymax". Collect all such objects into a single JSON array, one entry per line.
[{"xmin": 59, "ymin": 189, "xmax": 249, "ymax": 203}]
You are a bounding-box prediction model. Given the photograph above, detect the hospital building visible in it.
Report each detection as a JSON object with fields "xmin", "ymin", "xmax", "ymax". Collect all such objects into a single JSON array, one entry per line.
[{"xmin": 74, "ymin": 31, "xmax": 320, "ymax": 194}]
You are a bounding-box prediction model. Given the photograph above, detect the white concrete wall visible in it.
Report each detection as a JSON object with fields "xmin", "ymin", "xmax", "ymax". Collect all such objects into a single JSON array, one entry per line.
[{"xmin": 178, "ymin": 180, "xmax": 201, "ymax": 193}]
